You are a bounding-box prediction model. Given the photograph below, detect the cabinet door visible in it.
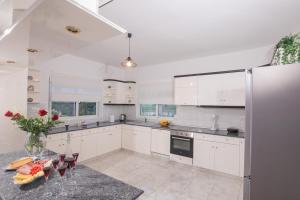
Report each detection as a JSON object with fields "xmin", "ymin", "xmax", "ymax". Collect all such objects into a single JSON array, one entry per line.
[
  {"xmin": 151, "ymin": 129, "xmax": 170, "ymax": 156},
  {"xmin": 46, "ymin": 139, "xmax": 61, "ymax": 153},
  {"xmin": 111, "ymin": 126, "xmax": 122, "ymax": 151},
  {"xmin": 214, "ymin": 142, "xmax": 240, "ymax": 176},
  {"xmin": 133, "ymin": 127, "xmax": 151, "ymax": 155},
  {"xmin": 174, "ymin": 77, "xmax": 198, "ymax": 105},
  {"xmin": 81, "ymin": 133, "xmax": 98, "ymax": 161},
  {"xmin": 198, "ymin": 72, "xmax": 245, "ymax": 106},
  {"xmin": 193, "ymin": 139, "xmax": 215, "ymax": 170},
  {"xmin": 122, "ymin": 131, "xmax": 134, "ymax": 151},
  {"xmin": 174, "ymin": 87, "xmax": 198, "ymax": 105}
]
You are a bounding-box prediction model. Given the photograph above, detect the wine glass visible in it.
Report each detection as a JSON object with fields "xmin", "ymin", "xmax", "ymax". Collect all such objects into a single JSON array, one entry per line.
[
  {"xmin": 59, "ymin": 154, "xmax": 66, "ymax": 163},
  {"xmin": 72, "ymin": 153, "xmax": 79, "ymax": 164},
  {"xmin": 43, "ymin": 166, "xmax": 52, "ymax": 197},
  {"xmin": 52, "ymin": 159, "xmax": 59, "ymax": 170},
  {"xmin": 58, "ymin": 164, "xmax": 68, "ymax": 196}
]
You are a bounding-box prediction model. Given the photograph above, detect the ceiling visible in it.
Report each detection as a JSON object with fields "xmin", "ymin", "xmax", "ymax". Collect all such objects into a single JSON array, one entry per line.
[
  {"xmin": 0, "ymin": 0, "xmax": 125, "ymax": 66},
  {"xmin": 73, "ymin": 0, "xmax": 300, "ymax": 67}
]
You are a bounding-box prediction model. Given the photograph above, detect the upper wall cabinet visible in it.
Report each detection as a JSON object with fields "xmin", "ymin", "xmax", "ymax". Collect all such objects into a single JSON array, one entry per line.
[
  {"xmin": 103, "ymin": 79, "xmax": 136, "ymax": 105},
  {"xmin": 174, "ymin": 76, "xmax": 198, "ymax": 105},
  {"xmin": 174, "ymin": 70, "xmax": 245, "ymax": 107},
  {"xmin": 198, "ymin": 72, "xmax": 245, "ymax": 106}
]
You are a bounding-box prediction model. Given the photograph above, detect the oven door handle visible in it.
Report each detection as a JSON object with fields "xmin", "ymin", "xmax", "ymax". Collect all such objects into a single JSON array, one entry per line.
[{"xmin": 172, "ymin": 136, "xmax": 191, "ymax": 141}]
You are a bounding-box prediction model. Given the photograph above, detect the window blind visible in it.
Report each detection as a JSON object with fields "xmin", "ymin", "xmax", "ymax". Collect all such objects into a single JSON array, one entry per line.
[{"xmin": 51, "ymin": 73, "xmax": 101, "ymax": 102}]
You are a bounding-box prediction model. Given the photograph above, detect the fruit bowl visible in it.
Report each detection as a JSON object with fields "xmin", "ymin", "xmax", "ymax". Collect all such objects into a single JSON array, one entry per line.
[{"xmin": 159, "ymin": 119, "xmax": 170, "ymax": 127}]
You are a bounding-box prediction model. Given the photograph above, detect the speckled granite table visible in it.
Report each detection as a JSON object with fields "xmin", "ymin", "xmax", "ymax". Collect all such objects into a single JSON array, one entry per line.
[{"xmin": 0, "ymin": 151, "xmax": 143, "ymax": 200}]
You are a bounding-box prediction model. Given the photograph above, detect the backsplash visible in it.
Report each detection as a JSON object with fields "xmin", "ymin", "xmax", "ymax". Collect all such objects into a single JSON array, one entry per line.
[
  {"xmin": 173, "ymin": 106, "xmax": 245, "ymax": 131},
  {"xmin": 29, "ymin": 103, "xmax": 245, "ymax": 132},
  {"xmin": 134, "ymin": 106, "xmax": 245, "ymax": 132}
]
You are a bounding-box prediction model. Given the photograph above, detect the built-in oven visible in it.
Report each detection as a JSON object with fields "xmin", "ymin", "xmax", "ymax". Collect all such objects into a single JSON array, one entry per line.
[{"xmin": 170, "ymin": 130, "xmax": 193, "ymax": 158}]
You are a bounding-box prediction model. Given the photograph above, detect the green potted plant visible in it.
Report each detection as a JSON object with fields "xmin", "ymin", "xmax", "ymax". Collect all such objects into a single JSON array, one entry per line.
[
  {"xmin": 4, "ymin": 109, "xmax": 62, "ymax": 158},
  {"xmin": 271, "ymin": 33, "xmax": 300, "ymax": 65}
]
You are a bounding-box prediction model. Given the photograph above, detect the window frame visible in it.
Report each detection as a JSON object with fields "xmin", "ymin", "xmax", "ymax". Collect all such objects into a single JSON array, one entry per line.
[
  {"xmin": 51, "ymin": 101, "xmax": 77, "ymax": 118},
  {"xmin": 140, "ymin": 104, "xmax": 157, "ymax": 117},
  {"xmin": 78, "ymin": 101, "xmax": 98, "ymax": 117},
  {"xmin": 158, "ymin": 104, "xmax": 177, "ymax": 118},
  {"xmin": 139, "ymin": 104, "xmax": 176, "ymax": 119},
  {"xmin": 51, "ymin": 101, "xmax": 98, "ymax": 120}
]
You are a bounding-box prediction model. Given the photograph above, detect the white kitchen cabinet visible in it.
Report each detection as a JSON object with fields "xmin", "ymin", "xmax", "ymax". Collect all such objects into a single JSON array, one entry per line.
[
  {"xmin": 46, "ymin": 138, "xmax": 66, "ymax": 154},
  {"xmin": 103, "ymin": 80, "xmax": 136, "ymax": 104},
  {"xmin": 214, "ymin": 142, "xmax": 240, "ymax": 175},
  {"xmin": 46, "ymin": 133, "xmax": 67, "ymax": 154},
  {"xmin": 122, "ymin": 125, "xmax": 151, "ymax": 155},
  {"xmin": 193, "ymin": 133, "xmax": 244, "ymax": 177},
  {"xmin": 193, "ymin": 139, "xmax": 215, "ymax": 170},
  {"xmin": 80, "ymin": 131, "xmax": 98, "ymax": 161},
  {"xmin": 198, "ymin": 72, "xmax": 245, "ymax": 106},
  {"xmin": 100, "ymin": 125, "xmax": 122, "ymax": 154},
  {"xmin": 151, "ymin": 129, "xmax": 170, "ymax": 156},
  {"xmin": 174, "ymin": 77, "xmax": 198, "ymax": 105}
]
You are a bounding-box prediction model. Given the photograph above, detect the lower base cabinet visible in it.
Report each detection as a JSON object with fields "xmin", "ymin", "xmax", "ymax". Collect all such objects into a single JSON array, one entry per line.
[
  {"xmin": 122, "ymin": 125, "xmax": 151, "ymax": 155},
  {"xmin": 47, "ymin": 125, "xmax": 244, "ymax": 177},
  {"xmin": 46, "ymin": 125, "xmax": 122, "ymax": 162},
  {"xmin": 193, "ymin": 134, "xmax": 244, "ymax": 177},
  {"xmin": 151, "ymin": 129, "xmax": 170, "ymax": 156}
]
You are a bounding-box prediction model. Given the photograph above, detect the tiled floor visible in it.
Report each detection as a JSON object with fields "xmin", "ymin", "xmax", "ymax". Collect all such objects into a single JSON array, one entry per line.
[{"xmin": 83, "ymin": 150, "xmax": 243, "ymax": 200}]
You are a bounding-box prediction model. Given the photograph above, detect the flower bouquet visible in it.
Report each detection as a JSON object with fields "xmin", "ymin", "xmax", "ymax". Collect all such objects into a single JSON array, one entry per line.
[{"xmin": 4, "ymin": 109, "xmax": 62, "ymax": 158}]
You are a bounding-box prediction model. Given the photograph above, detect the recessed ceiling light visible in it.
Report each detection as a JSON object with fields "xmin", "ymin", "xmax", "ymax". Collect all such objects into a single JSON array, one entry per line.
[
  {"xmin": 27, "ymin": 48, "xmax": 39, "ymax": 53},
  {"xmin": 65, "ymin": 26, "xmax": 81, "ymax": 34},
  {"xmin": 6, "ymin": 60, "xmax": 16, "ymax": 64}
]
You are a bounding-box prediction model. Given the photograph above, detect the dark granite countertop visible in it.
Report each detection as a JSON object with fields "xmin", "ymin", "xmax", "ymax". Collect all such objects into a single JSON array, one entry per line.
[
  {"xmin": 49, "ymin": 121, "xmax": 245, "ymax": 138},
  {"xmin": 0, "ymin": 151, "xmax": 143, "ymax": 200}
]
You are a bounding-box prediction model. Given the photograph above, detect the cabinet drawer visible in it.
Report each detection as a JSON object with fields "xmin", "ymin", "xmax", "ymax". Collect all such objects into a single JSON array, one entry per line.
[
  {"xmin": 214, "ymin": 136, "xmax": 241, "ymax": 145},
  {"xmin": 194, "ymin": 133, "xmax": 241, "ymax": 145},
  {"xmin": 194, "ymin": 133, "xmax": 216, "ymax": 142}
]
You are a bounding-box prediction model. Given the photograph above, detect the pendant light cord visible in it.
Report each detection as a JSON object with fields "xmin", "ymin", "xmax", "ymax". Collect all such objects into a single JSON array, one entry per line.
[{"xmin": 128, "ymin": 33, "xmax": 132, "ymax": 58}]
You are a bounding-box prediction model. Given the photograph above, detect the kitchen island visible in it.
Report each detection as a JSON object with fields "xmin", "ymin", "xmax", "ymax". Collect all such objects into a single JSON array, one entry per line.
[{"xmin": 0, "ymin": 150, "xmax": 143, "ymax": 200}]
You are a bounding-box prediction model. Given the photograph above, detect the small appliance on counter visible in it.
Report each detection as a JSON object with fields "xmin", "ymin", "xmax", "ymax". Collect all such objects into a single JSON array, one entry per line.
[
  {"xmin": 227, "ymin": 127, "xmax": 239, "ymax": 135},
  {"xmin": 110, "ymin": 115, "xmax": 115, "ymax": 123},
  {"xmin": 119, "ymin": 114, "xmax": 127, "ymax": 122}
]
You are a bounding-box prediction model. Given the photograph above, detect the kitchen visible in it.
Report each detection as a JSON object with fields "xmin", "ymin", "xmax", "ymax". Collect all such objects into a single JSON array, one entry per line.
[{"xmin": 0, "ymin": 0, "xmax": 299, "ymax": 200}]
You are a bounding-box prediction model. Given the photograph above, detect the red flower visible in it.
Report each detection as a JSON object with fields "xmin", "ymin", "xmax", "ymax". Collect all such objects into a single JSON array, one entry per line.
[
  {"xmin": 4, "ymin": 111, "xmax": 13, "ymax": 117},
  {"xmin": 51, "ymin": 114, "xmax": 59, "ymax": 121},
  {"xmin": 12, "ymin": 113, "xmax": 21, "ymax": 121},
  {"xmin": 38, "ymin": 109, "xmax": 48, "ymax": 117}
]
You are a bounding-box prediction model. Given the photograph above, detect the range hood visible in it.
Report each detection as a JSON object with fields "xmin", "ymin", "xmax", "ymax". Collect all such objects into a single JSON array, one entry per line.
[{"xmin": 0, "ymin": 0, "xmax": 126, "ymax": 66}]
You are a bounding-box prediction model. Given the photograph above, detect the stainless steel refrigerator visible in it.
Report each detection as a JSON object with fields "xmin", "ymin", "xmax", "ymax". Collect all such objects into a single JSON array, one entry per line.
[{"xmin": 244, "ymin": 63, "xmax": 300, "ymax": 200}]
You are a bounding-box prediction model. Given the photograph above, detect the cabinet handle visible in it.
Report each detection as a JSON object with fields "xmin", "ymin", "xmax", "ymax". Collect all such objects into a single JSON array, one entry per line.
[{"xmin": 108, "ymin": 86, "xmax": 111, "ymax": 89}]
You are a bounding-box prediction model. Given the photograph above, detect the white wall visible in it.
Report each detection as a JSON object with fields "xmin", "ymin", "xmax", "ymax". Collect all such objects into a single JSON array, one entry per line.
[
  {"xmin": 0, "ymin": 67, "xmax": 27, "ymax": 154},
  {"xmin": 125, "ymin": 45, "xmax": 274, "ymax": 130},
  {"xmin": 29, "ymin": 54, "xmax": 130, "ymax": 123}
]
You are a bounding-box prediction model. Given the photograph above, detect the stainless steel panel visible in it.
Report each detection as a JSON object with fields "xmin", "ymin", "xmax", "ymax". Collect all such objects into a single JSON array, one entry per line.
[
  {"xmin": 250, "ymin": 64, "xmax": 300, "ymax": 200},
  {"xmin": 243, "ymin": 177, "xmax": 251, "ymax": 200},
  {"xmin": 244, "ymin": 69, "xmax": 252, "ymax": 177}
]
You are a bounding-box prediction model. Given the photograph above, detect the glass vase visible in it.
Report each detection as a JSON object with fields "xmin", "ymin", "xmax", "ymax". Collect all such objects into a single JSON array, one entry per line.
[{"xmin": 24, "ymin": 132, "xmax": 47, "ymax": 159}]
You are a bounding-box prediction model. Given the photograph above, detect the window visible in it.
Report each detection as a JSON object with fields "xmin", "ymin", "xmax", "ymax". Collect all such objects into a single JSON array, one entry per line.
[
  {"xmin": 79, "ymin": 102, "xmax": 97, "ymax": 116},
  {"xmin": 140, "ymin": 104, "xmax": 157, "ymax": 116},
  {"xmin": 52, "ymin": 102, "xmax": 76, "ymax": 117},
  {"xmin": 158, "ymin": 104, "xmax": 176, "ymax": 117}
]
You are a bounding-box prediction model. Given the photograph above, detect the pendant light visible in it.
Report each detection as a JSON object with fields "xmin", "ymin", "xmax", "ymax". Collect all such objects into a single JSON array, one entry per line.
[{"xmin": 121, "ymin": 33, "xmax": 137, "ymax": 68}]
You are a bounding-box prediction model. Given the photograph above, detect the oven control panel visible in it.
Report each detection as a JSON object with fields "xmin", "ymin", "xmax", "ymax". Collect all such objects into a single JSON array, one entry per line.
[{"xmin": 170, "ymin": 130, "xmax": 194, "ymax": 138}]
